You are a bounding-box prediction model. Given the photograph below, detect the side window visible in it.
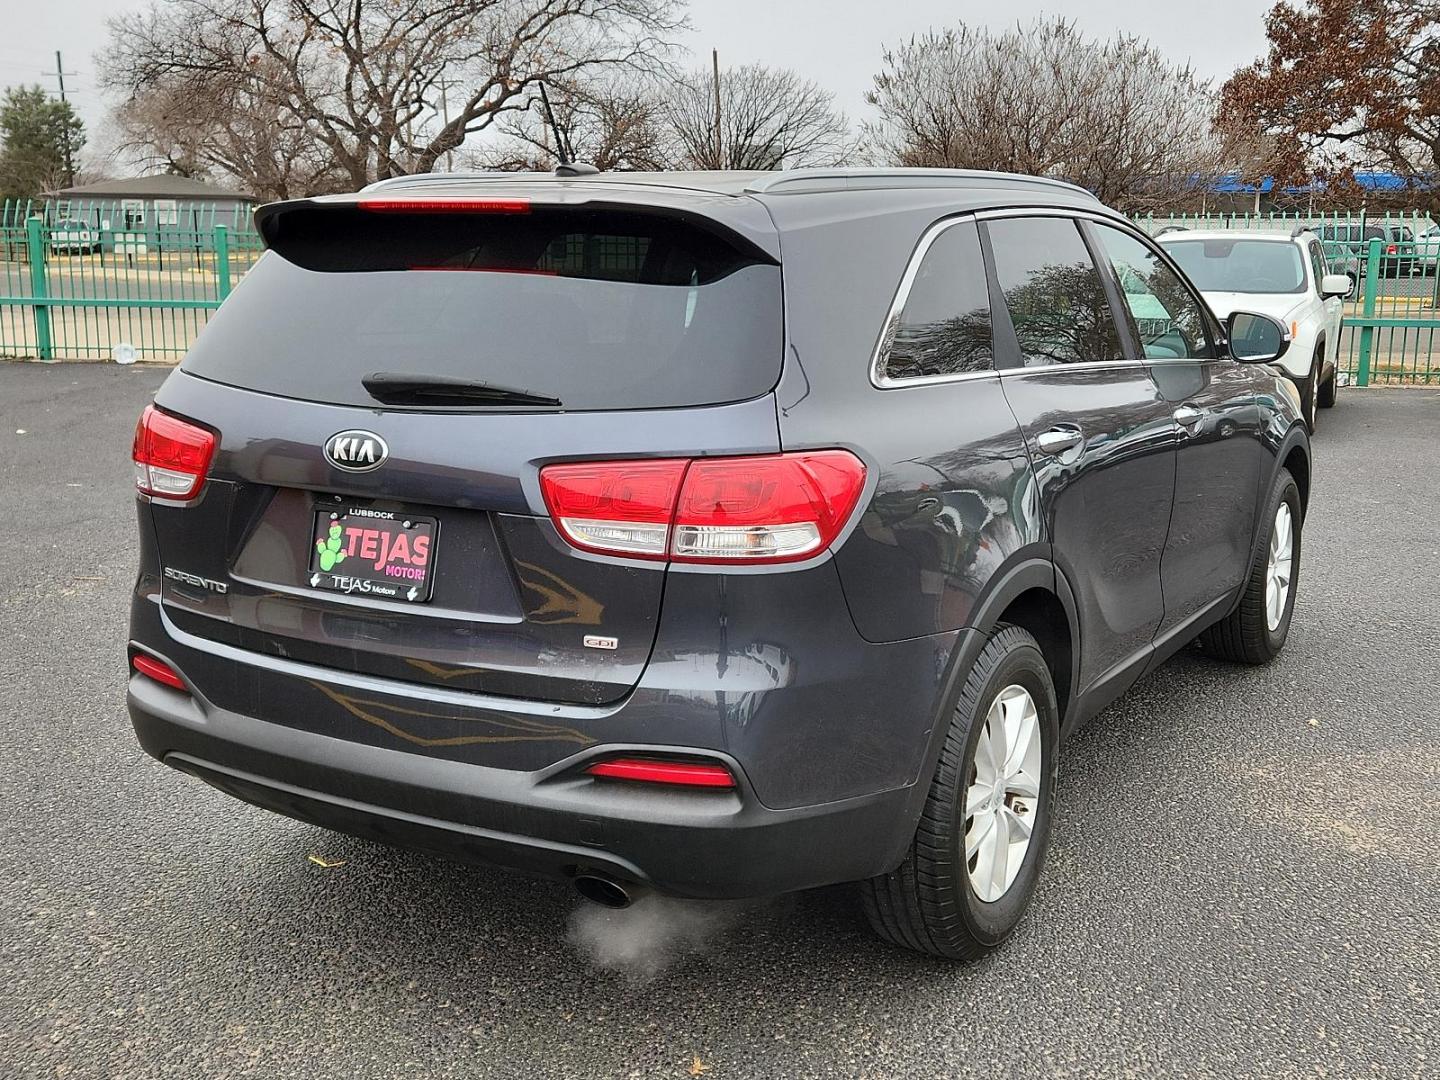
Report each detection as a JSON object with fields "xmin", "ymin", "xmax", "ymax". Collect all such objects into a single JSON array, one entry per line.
[
  {"xmin": 1091, "ymin": 224, "xmax": 1215, "ymax": 360},
  {"xmin": 984, "ymin": 216, "xmax": 1124, "ymax": 366},
  {"xmin": 1308, "ymin": 241, "xmax": 1327, "ymax": 289},
  {"xmin": 879, "ymin": 219, "xmax": 994, "ymax": 381}
]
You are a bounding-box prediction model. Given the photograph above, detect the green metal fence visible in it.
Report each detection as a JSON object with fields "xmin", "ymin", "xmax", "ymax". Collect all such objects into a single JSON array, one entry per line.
[
  {"xmin": 1345, "ymin": 238, "xmax": 1440, "ymax": 385},
  {"xmin": 1136, "ymin": 208, "xmax": 1435, "ymax": 237},
  {"xmin": 0, "ymin": 213, "xmax": 264, "ymax": 362}
]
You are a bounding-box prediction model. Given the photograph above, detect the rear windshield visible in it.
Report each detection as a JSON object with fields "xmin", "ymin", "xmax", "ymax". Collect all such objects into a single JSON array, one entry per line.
[
  {"xmin": 1316, "ymin": 225, "xmax": 1384, "ymax": 242},
  {"xmin": 1162, "ymin": 238, "xmax": 1306, "ymax": 294},
  {"xmin": 182, "ymin": 207, "xmax": 783, "ymax": 411}
]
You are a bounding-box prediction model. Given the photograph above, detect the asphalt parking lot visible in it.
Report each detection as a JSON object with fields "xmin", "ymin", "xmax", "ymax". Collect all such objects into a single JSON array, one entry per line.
[{"xmin": 2, "ymin": 362, "xmax": 1436, "ymax": 1079}]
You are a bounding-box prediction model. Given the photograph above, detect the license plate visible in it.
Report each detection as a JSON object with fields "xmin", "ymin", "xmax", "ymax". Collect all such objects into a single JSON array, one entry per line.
[{"xmin": 308, "ymin": 506, "xmax": 437, "ymax": 603}]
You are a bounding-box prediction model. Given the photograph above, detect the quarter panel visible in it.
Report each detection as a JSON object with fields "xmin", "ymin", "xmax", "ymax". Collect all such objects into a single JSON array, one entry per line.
[
  {"xmin": 828, "ymin": 377, "xmax": 1040, "ymax": 641},
  {"xmin": 766, "ymin": 195, "xmax": 1042, "ymax": 644},
  {"xmin": 646, "ymin": 561, "xmax": 960, "ymax": 808}
]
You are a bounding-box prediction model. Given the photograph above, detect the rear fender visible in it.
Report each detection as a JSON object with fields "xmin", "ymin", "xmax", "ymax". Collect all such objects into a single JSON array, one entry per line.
[
  {"xmin": 1231, "ymin": 419, "xmax": 1310, "ymax": 621},
  {"xmin": 887, "ymin": 554, "xmax": 1081, "ymax": 863}
]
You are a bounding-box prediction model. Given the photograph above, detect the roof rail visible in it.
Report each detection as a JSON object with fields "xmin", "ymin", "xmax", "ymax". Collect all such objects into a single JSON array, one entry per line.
[
  {"xmin": 357, "ymin": 167, "xmax": 1102, "ymax": 201},
  {"xmin": 742, "ymin": 167, "xmax": 1098, "ymax": 200},
  {"xmin": 1290, "ymin": 224, "xmax": 1316, "ymax": 238},
  {"xmin": 1155, "ymin": 225, "xmax": 1188, "ymax": 236},
  {"xmin": 360, "ymin": 171, "xmax": 520, "ymax": 193}
]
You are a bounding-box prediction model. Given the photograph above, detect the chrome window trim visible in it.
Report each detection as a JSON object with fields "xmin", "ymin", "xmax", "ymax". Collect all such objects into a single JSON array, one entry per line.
[
  {"xmin": 974, "ymin": 206, "xmax": 1130, "ymax": 225},
  {"xmin": 996, "ymin": 357, "xmax": 1218, "ymax": 378},
  {"xmin": 869, "ymin": 213, "xmax": 996, "ymax": 390},
  {"xmin": 870, "ymin": 204, "xmax": 1232, "ymax": 390}
]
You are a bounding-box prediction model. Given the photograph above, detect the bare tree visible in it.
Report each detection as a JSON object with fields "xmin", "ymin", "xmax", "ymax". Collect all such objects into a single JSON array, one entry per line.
[
  {"xmin": 863, "ymin": 20, "xmax": 1229, "ymax": 210},
  {"xmin": 666, "ymin": 63, "xmax": 855, "ymax": 170},
  {"xmin": 108, "ymin": 59, "xmax": 342, "ymax": 198},
  {"xmin": 100, "ymin": 0, "xmax": 684, "ymax": 199},
  {"xmin": 478, "ymin": 61, "xmax": 854, "ymax": 172},
  {"xmin": 482, "ymin": 71, "xmax": 673, "ymax": 171}
]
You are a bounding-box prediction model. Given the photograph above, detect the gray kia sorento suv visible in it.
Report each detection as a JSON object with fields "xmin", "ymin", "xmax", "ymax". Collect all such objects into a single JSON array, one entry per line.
[{"xmin": 127, "ymin": 168, "xmax": 1310, "ymax": 958}]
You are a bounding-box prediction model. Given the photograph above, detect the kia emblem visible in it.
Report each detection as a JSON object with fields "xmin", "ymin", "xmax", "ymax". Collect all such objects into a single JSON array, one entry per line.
[{"xmin": 324, "ymin": 430, "xmax": 389, "ymax": 472}]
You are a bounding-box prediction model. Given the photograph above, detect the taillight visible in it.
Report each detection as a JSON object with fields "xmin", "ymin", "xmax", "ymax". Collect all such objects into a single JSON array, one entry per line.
[
  {"xmin": 539, "ymin": 451, "xmax": 866, "ymax": 565},
  {"xmin": 539, "ymin": 458, "xmax": 688, "ymax": 560},
  {"xmin": 132, "ymin": 405, "xmax": 216, "ymax": 500},
  {"xmin": 1387, "ymin": 244, "xmax": 1398, "ymax": 254},
  {"xmin": 671, "ymin": 452, "xmax": 867, "ymax": 562},
  {"xmin": 585, "ymin": 758, "xmax": 736, "ymax": 788},
  {"xmin": 130, "ymin": 653, "xmax": 187, "ymax": 691}
]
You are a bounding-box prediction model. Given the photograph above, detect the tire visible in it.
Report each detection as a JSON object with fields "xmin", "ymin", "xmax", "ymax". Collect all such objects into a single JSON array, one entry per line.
[
  {"xmin": 1317, "ymin": 370, "xmax": 1337, "ymax": 408},
  {"xmin": 859, "ymin": 625, "xmax": 1059, "ymax": 959},
  {"xmin": 1199, "ymin": 469, "xmax": 1302, "ymax": 665}
]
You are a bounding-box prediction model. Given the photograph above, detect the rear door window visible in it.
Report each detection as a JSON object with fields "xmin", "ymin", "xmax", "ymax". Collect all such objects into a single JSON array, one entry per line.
[
  {"xmin": 983, "ymin": 216, "xmax": 1125, "ymax": 366},
  {"xmin": 877, "ymin": 219, "xmax": 993, "ymax": 382},
  {"xmin": 183, "ymin": 207, "xmax": 783, "ymax": 412}
]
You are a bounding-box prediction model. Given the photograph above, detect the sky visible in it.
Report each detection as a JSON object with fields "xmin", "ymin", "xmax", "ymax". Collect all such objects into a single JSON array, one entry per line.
[{"xmin": 0, "ymin": 0, "xmax": 1277, "ymax": 168}]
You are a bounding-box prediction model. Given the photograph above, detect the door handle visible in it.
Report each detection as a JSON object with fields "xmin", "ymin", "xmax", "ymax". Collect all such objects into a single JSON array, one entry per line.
[
  {"xmin": 1173, "ymin": 405, "xmax": 1205, "ymax": 431},
  {"xmin": 1035, "ymin": 428, "xmax": 1083, "ymax": 456}
]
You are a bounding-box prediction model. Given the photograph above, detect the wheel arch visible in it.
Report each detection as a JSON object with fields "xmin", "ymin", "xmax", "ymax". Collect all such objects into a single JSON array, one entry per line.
[
  {"xmin": 1279, "ymin": 429, "xmax": 1312, "ymax": 516},
  {"xmin": 965, "ymin": 557, "xmax": 1080, "ymax": 734},
  {"xmin": 892, "ymin": 556, "xmax": 1081, "ymax": 863}
]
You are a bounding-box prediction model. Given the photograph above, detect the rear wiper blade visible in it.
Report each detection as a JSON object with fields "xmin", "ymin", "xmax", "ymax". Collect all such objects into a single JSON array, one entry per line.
[{"xmin": 361, "ymin": 372, "xmax": 561, "ymax": 408}]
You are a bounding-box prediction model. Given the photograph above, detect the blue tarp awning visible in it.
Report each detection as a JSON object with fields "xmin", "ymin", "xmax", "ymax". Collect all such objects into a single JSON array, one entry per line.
[{"xmin": 1202, "ymin": 170, "xmax": 1432, "ymax": 195}]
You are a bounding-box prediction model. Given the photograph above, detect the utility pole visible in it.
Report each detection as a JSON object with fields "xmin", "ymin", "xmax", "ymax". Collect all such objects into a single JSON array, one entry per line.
[
  {"xmin": 43, "ymin": 50, "xmax": 78, "ymax": 188},
  {"xmin": 712, "ymin": 49, "xmax": 723, "ymax": 170},
  {"xmin": 437, "ymin": 77, "xmax": 461, "ymax": 172}
]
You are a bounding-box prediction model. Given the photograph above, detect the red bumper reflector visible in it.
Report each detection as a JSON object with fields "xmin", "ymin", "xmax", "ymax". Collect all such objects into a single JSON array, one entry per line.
[
  {"xmin": 131, "ymin": 654, "xmax": 187, "ymax": 691},
  {"xmin": 357, "ymin": 197, "xmax": 531, "ymax": 214},
  {"xmin": 585, "ymin": 758, "xmax": 736, "ymax": 788}
]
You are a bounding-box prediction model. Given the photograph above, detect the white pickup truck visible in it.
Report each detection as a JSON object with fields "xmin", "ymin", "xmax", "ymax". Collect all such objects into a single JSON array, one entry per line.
[{"xmin": 48, "ymin": 219, "xmax": 102, "ymax": 255}]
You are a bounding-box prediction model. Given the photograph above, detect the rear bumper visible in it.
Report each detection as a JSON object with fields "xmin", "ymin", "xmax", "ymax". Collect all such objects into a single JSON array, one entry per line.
[{"xmin": 128, "ymin": 674, "xmax": 917, "ymax": 898}]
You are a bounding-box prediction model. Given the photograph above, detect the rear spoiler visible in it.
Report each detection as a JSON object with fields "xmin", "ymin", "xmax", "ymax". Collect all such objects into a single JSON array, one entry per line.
[{"xmin": 253, "ymin": 193, "xmax": 782, "ymax": 266}]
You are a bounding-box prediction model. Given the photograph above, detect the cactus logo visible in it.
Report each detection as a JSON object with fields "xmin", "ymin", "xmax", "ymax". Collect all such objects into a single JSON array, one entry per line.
[
  {"xmin": 315, "ymin": 523, "xmax": 348, "ymax": 571},
  {"xmin": 324, "ymin": 430, "xmax": 389, "ymax": 472}
]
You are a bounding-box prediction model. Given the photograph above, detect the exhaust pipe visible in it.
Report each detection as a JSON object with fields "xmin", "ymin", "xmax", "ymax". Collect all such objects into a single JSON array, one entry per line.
[{"xmin": 573, "ymin": 873, "xmax": 637, "ymax": 909}]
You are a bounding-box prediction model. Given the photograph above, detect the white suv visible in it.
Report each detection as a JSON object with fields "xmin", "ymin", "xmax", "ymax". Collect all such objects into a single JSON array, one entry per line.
[{"xmin": 1158, "ymin": 228, "xmax": 1350, "ymax": 430}]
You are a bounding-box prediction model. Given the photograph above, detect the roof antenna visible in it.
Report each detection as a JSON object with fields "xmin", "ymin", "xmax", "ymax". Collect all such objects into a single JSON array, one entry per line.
[{"xmin": 540, "ymin": 83, "xmax": 598, "ymax": 177}]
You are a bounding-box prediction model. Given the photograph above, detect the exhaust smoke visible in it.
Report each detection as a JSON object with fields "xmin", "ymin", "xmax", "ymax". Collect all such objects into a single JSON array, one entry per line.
[{"xmin": 567, "ymin": 892, "xmax": 743, "ymax": 980}]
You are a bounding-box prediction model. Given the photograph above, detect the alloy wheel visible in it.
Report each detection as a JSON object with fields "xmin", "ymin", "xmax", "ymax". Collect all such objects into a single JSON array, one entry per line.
[
  {"xmin": 1266, "ymin": 503, "xmax": 1294, "ymax": 631},
  {"xmin": 964, "ymin": 684, "xmax": 1043, "ymax": 903}
]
